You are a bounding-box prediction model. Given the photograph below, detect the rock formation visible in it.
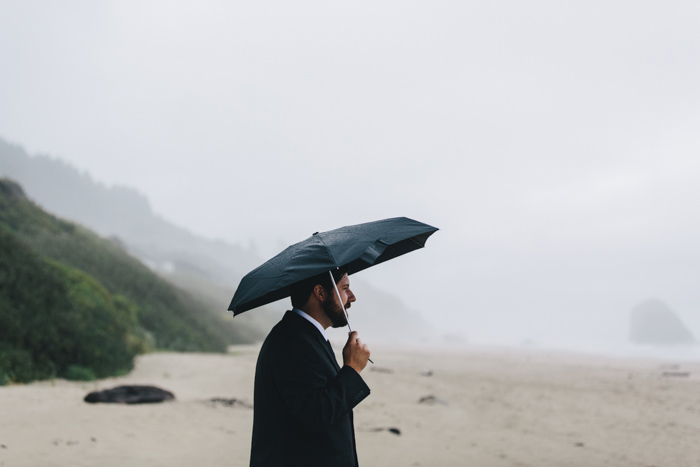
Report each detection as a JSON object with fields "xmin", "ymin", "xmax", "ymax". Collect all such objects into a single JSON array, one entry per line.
[{"xmin": 629, "ymin": 299, "xmax": 695, "ymax": 345}]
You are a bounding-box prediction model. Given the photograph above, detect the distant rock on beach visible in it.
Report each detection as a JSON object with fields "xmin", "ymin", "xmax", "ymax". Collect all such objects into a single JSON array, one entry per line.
[
  {"xmin": 84, "ymin": 385, "xmax": 175, "ymax": 404},
  {"xmin": 629, "ymin": 299, "xmax": 696, "ymax": 345}
]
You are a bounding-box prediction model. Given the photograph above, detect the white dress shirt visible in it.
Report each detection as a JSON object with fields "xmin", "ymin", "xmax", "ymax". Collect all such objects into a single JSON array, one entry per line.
[{"xmin": 292, "ymin": 308, "xmax": 329, "ymax": 341}]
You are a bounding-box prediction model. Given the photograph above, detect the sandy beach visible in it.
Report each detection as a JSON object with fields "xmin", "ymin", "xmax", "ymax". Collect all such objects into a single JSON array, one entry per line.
[{"xmin": 1, "ymin": 344, "xmax": 699, "ymax": 467}]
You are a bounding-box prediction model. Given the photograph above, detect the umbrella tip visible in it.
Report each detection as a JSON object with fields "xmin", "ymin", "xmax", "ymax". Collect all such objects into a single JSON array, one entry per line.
[{"xmin": 312, "ymin": 232, "xmax": 319, "ymax": 235}]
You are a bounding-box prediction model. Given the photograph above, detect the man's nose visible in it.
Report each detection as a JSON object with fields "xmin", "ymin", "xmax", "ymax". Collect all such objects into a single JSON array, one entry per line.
[{"xmin": 348, "ymin": 290, "xmax": 356, "ymax": 302}]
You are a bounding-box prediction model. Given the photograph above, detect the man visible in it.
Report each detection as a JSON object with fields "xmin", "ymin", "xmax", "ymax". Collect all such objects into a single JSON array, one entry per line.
[{"xmin": 249, "ymin": 267, "xmax": 371, "ymax": 467}]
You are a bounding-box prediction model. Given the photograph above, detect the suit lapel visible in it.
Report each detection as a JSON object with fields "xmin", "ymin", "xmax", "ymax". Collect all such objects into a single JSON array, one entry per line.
[{"xmin": 286, "ymin": 310, "xmax": 341, "ymax": 372}]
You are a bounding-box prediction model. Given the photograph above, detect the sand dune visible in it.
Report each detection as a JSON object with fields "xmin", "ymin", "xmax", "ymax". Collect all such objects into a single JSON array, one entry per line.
[{"xmin": 1, "ymin": 345, "xmax": 699, "ymax": 467}]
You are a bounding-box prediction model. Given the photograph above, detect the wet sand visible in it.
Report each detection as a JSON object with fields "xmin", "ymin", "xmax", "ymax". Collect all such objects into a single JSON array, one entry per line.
[{"xmin": 1, "ymin": 344, "xmax": 699, "ymax": 467}]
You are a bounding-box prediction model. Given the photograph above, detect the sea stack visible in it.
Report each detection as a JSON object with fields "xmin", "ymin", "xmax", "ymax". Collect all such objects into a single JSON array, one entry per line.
[{"xmin": 629, "ymin": 299, "xmax": 695, "ymax": 345}]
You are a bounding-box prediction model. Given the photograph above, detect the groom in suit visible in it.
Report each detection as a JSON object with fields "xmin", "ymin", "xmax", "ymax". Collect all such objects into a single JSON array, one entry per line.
[{"xmin": 249, "ymin": 267, "xmax": 372, "ymax": 467}]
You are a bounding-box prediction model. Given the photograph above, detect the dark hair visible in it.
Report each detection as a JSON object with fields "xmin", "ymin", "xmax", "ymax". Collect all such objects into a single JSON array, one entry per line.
[{"xmin": 290, "ymin": 267, "xmax": 348, "ymax": 309}]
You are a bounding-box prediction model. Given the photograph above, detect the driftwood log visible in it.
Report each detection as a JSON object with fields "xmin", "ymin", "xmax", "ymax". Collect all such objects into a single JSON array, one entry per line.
[{"xmin": 84, "ymin": 385, "xmax": 175, "ymax": 404}]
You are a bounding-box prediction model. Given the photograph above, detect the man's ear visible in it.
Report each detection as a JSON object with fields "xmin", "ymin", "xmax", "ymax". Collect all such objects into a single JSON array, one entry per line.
[{"xmin": 313, "ymin": 284, "xmax": 326, "ymax": 301}]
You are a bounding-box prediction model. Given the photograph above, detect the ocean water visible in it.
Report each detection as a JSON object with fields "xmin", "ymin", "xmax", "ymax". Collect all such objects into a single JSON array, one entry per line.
[
  {"xmin": 431, "ymin": 334, "xmax": 700, "ymax": 362},
  {"xmin": 543, "ymin": 340, "xmax": 700, "ymax": 362},
  {"xmin": 503, "ymin": 338, "xmax": 700, "ymax": 362}
]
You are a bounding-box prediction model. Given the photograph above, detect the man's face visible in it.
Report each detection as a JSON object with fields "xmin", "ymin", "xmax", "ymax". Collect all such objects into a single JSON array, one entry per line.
[{"xmin": 322, "ymin": 273, "xmax": 356, "ymax": 328}]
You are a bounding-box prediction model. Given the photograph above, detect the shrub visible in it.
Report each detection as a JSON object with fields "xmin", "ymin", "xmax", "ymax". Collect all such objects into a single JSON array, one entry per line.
[
  {"xmin": 0, "ymin": 227, "xmax": 146, "ymax": 383},
  {"xmin": 0, "ymin": 348, "xmax": 35, "ymax": 385}
]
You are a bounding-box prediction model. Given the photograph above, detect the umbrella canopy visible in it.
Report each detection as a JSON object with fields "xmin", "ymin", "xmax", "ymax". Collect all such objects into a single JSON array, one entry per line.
[{"xmin": 228, "ymin": 217, "xmax": 438, "ymax": 315}]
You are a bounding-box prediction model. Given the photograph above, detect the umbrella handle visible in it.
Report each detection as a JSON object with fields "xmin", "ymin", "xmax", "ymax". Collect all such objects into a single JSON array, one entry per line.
[{"xmin": 329, "ymin": 270, "xmax": 373, "ymax": 364}]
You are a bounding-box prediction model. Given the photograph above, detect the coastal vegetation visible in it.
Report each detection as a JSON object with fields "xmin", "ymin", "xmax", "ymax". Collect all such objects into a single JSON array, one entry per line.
[{"xmin": 0, "ymin": 178, "xmax": 233, "ymax": 384}]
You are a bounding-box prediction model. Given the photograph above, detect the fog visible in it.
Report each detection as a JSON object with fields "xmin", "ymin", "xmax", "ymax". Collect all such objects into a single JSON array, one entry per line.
[{"xmin": 2, "ymin": 1, "xmax": 700, "ymax": 349}]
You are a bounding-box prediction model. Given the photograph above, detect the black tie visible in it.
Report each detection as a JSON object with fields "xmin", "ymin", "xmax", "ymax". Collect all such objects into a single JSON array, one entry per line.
[{"xmin": 324, "ymin": 339, "xmax": 340, "ymax": 370}]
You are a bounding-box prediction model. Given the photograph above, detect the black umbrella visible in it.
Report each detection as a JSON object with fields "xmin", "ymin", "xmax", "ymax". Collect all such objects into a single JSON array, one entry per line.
[{"xmin": 228, "ymin": 217, "xmax": 438, "ymax": 316}]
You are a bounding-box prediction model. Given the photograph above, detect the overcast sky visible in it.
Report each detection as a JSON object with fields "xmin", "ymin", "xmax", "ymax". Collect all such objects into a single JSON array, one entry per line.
[{"xmin": 2, "ymin": 1, "xmax": 700, "ymax": 346}]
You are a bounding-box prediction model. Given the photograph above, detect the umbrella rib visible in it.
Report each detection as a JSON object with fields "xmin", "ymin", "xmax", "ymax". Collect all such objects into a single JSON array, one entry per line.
[{"xmin": 408, "ymin": 237, "xmax": 423, "ymax": 247}]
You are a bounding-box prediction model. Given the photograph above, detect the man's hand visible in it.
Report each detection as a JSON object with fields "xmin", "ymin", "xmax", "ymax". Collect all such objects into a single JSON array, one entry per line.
[{"xmin": 342, "ymin": 331, "xmax": 371, "ymax": 374}]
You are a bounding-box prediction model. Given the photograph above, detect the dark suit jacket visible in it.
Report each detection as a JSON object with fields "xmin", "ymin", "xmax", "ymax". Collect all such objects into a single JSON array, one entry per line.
[{"xmin": 250, "ymin": 310, "xmax": 370, "ymax": 467}]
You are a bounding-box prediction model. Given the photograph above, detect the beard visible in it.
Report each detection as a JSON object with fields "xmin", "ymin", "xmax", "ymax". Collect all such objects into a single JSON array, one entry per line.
[{"xmin": 322, "ymin": 294, "xmax": 350, "ymax": 328}]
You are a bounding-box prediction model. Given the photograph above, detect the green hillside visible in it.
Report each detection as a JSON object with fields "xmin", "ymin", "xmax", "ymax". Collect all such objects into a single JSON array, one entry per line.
[{"xmin": 0, "ymin": 178, "xmax": 235, "ymax": 384}]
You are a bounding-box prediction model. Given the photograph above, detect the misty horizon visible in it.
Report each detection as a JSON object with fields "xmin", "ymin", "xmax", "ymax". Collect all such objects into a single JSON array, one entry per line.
[{"xmin": 3, "ymin": 141, "xmax": 698, "ymax": 354}]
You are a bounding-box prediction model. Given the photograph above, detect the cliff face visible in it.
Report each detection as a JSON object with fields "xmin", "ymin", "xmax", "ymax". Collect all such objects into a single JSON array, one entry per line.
[{"xmin": 629, "ymin": 299, "xmax": 695, "ymax": 345}]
